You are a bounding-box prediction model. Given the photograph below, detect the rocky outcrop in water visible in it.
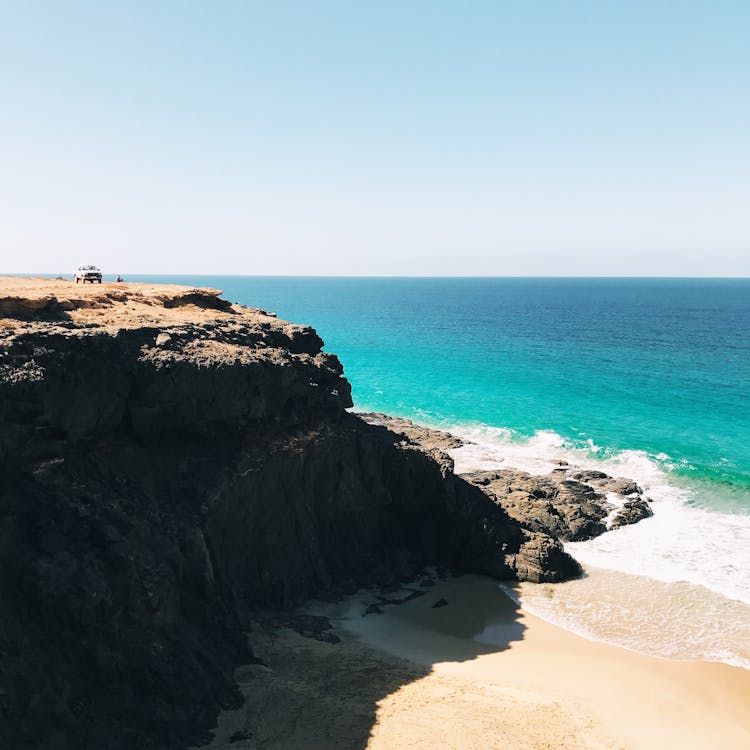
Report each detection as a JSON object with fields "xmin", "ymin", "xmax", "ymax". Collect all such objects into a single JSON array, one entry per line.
[
  {"xmin": 360, "ymin": 414, "xmax": 654, "ymax": 542},
  {"xmin": 609, "ymin": 496, "xmax": 654, "ymax": 529},
  {"xmin": 0, "ymin": 278, "xmax": 580, "ymax": 750},
  {"xmin": 462, "ymin": 468, "xmax": 652, "ymax": 541}
]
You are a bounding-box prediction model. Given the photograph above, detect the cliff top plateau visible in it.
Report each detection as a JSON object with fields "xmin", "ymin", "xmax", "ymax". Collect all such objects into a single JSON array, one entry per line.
[{"xmin": 0, "ymin": 275, "xmax": 327, "ymax": 359}]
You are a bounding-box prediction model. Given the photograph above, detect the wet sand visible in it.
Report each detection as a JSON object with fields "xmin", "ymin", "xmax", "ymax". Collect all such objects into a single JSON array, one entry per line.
[{"xmin": 203, "ymin": 574, "xmax": 750, "ymax": 749}]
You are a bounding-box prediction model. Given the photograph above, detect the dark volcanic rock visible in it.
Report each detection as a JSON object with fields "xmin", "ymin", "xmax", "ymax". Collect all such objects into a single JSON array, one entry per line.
[
  {"xmin": 509, "ymin": 530, "xmax": 583, "ymax": 582},
  {"xmin": 358, "ymin": 413, "xmax": 465, "ymax": 451},
  {"xmin": 462, "ymin": 467, "xmax": 649, "ymax": 543},
  {"xmin": 0, "ymin": 280, "xmax": 581, "ymax": 750},
  {"xmin": 610, "ymin": 497, "xmax": 654, "ymax": 529},
  {"xmin": 278, "ymin": 614, "xmax": 340, "ymax": 644},
  {"xmin": 462, "ymin": 469, "xmax": 611, "ymax": 541},
  {"xmin": 571, "ymin": 471, "xmax": 642, "ymax": 497},
  {"xmin": 376, "ymin": 590, "xmax": 427, "ymax": 606},
  {"xmin": 358, "ymin": 412, "xmax": 466, "ymax": 473},
  {"xmin": 358, "ymin": 415, "xmax": 652, "ymax": 543}
]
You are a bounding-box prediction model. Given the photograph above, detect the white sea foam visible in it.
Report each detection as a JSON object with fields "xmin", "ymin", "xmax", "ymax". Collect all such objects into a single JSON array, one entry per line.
[
  {"xmin": 448, "ymin": 422, "xmax": 750, "ymax": 606},
  {"xmin": 565, "ymin": 494, "xmax": 750, "ymax": 606},
  {"xmin": 440, "ymin": 420, "xmax": 750, "ymax": 668},
  {"xmin": 502, "ymin": 570, "xmax": 750, "ymax": 670}
]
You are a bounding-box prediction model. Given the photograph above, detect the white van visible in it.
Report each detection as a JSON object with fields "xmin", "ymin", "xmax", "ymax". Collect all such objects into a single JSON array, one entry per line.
[{"xmin": 73, "ymin": 265, "xmax": 103, "ymax": 284}]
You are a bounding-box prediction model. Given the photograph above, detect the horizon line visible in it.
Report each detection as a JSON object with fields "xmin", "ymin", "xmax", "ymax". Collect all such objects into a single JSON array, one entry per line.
[{"xmin": 4, "ymin": 272, "xmax": 750, "ymax": 281}]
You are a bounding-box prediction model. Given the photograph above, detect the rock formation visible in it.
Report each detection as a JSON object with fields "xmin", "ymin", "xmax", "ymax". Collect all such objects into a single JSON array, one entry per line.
[
  {"xmin": 0, "ymin": 278, "xmax": 581, "ymax": 750},
  {"xmin": 359, "ymin": 413, "xmax": 654, "ymax": 542},
  {"xmin": 461, "ymin": 468, "xmax": 653, "ymax": 541}
]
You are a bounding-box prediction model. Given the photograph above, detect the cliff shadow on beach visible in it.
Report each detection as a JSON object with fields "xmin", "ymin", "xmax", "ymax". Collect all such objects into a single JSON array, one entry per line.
[{"xmin": 200, "ymin": 574, "xmax": 525, "ymax": 750}]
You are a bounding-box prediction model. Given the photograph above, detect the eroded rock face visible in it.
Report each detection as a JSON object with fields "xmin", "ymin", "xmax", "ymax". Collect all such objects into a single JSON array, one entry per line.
[
  {"xmin": 359, "ymin": 412, "xmax": 465, "ymax": 451},
  {"xmin": 462, "ymin": 468, "xmax": 650, "ymax": 542},
  {"xmin": 463, "ymin": 471, "xmax": 611, "ymax": 541},
  {"xmin": 0, "ymin": 280, "xmax": 579, "ymax": 750},
  {"xmin": 360, "ymin": 414, "xmax": 654, "ymax": 544},
  {"xmin": 1, "ymin": 312, "xmax": 350, "ymax": 457}
]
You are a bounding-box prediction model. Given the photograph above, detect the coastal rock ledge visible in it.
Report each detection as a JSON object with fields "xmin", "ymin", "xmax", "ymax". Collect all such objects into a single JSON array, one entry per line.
[{"xmin": 0, "ymin": 278, "xmax": 579, "ymax": 750}]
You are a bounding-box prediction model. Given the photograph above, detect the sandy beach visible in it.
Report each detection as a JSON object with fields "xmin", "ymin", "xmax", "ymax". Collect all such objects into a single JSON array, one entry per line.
[{"xmin": 204, "ymin": 574, "xmax": 750, "ymax": 750}]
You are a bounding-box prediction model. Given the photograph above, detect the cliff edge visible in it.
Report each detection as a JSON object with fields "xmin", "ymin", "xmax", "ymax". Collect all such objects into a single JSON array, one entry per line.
[{"xmin": 0, "ymin": 278, "xmax": 579, "ymax": 750}]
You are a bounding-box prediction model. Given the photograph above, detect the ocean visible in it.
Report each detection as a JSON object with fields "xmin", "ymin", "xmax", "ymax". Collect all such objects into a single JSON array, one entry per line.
[{"xmin": 131, "ymin": 275, "xmax": 750, "ymax": 668}]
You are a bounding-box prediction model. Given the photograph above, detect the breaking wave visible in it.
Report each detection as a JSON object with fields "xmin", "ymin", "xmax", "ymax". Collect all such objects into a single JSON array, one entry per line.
[{"xmin": 441, "ymin": 421, "xmax": 750, "ymax": 668}]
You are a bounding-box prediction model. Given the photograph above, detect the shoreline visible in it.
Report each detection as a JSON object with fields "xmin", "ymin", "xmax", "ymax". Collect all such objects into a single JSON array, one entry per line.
[
  {"xmin": 359, "ymin": 410, "xmax": 750, "ymax": 670},
  {"xmin": 336, "ymin": 575, "xmax": 750, "ymax": 749},
  {"xmin": 510, "ymin": 565, "xmax": 750, "ymax": 671},
  {"xmin": 204, "ymin": 574, "xmax": 750, "ymax": 749}
]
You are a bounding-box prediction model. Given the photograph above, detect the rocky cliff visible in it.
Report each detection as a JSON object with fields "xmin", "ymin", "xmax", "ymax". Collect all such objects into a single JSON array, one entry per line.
[
  {"xmin": 362, "ymin": 413, "xmax": 654, "ymax": 542},
  {"xmin": 0, "ymin": 278, "xmax": 580, "ymax": 750}
]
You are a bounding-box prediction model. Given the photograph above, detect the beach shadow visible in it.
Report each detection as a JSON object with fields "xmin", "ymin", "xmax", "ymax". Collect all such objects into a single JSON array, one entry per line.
[{"xmin": 203, "ymin": 575, "xmax": 526, "ymax": 749}]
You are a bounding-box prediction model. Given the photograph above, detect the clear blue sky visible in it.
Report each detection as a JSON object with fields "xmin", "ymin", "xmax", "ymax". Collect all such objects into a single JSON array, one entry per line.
[{"xmin": 1, "ymin": 1, "xmax": 748, "ymax": 275}]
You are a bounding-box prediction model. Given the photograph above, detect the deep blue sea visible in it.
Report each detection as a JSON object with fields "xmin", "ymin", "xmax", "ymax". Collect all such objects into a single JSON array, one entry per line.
[{"xmin": 119, "ymin": 276, "xmax": 750, "ymax": 666}]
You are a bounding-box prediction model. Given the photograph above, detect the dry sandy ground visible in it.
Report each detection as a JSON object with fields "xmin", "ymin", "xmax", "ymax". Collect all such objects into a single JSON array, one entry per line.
[
  {"xmin": 203, "ymin": 575, "xmax": 750, "ymax": 750},
  {"xmin": 0, "ymin": 275, "xmax": 209, "ymax": 306},
  {"xmin": 0, "ymin": 275, "xmax": 275, "ymax": 330}
]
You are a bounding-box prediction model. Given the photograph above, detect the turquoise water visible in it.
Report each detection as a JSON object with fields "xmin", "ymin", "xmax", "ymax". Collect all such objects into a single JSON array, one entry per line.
[
  {"xmin": 132, "ymin": 276, "xmax": 750, "ymax": 508},
  {"xmin": 116, "ymin": 276, "xmax": 750, "ymax": 663}
]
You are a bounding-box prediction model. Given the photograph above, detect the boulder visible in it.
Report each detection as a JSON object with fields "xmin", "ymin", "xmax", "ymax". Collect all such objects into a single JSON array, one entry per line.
[
  {"xmin": 610, "ymin": 497, "xmax": 654, "ymax": 529},
  {"xmin": 461, "ymin": 470, "xmax": 612, "ymax": 542}
]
